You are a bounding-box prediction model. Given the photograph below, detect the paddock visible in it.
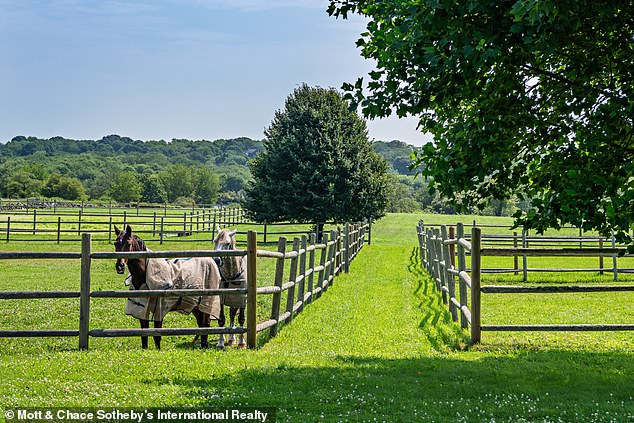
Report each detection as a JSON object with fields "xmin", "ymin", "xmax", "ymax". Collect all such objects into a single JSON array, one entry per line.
[
  {"xmin": 0, "ymin": 223, "xmax": 367, "ymax": 350},
  {"xmin": 417, "ymin": 220, "xmax": 634, "ymax": 344}
]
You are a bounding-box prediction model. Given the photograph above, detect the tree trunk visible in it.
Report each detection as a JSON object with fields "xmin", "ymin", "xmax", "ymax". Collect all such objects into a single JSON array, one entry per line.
[{"xmin": 313, "ymin": 222, "xmax": 325, "ymax": 243}]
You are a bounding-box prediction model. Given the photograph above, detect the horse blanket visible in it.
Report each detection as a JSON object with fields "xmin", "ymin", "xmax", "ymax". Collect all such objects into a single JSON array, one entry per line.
[
  {"xmin": 221, "ymin": 275, "xmax": 247, "ymax": 308},
  {"xmin": 125, "ymin": 257, "xmax": 221, "ymax": 322},
  {"xmin": 219, "ymin": 255, "xmax": 247, "ymax": 308}
]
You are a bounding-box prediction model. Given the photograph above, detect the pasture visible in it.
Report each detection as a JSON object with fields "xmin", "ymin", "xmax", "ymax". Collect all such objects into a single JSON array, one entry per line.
[{"xmin": 0, "ymin": 213, "xmax": 633, "ymax": 422}]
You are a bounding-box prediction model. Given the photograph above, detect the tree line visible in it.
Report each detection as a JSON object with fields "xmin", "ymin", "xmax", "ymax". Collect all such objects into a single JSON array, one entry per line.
[
  {"xmin": 0, "ymin": 134, "xmax": 525, "ymax": 216},
  {"xmin": 0, "ymin": 135, "xmax": 259, "ymax": 206}
]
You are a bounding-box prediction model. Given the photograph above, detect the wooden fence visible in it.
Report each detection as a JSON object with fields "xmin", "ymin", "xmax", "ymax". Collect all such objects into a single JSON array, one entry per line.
[
  {"xmin": 0, "ymin": 206, "xmax": 372, "ymax": 246},
  {"xmin": 0, "ymin": 223, "xmax": 367, "ymax": 349},
  {"xmin": 0, "ymin": 206, "xmax": 246, "ymax": 243},
  {"xmin": 422, "ymin": 222, "xmax": 634, "ymax": 280},
  {"xmin": 417, "ymin": 220, "xmax": 634, "ymax": 344}
]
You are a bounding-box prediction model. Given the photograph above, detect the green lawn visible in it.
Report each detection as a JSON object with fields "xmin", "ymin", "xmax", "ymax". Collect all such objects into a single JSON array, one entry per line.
[{"xmin": 0, "ymin": 213, "xmax": 632, "ymax": 422}]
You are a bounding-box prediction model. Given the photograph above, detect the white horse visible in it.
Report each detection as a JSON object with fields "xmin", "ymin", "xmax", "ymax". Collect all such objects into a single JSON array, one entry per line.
[{"xmin": 214, "ymin": 228, "xmax": 247, "ymax": 348}]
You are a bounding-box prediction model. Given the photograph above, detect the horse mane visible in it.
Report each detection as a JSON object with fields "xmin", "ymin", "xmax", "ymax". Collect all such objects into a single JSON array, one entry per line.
[{"xmin": 132, "ymin": 235, "xmax": 147, "ymax": 251}]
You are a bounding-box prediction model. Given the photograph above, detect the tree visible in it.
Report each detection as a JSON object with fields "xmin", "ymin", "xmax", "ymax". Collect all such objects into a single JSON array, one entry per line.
[
  {"xmin": 243, "ymin": 84, "xmax": 390, "ymax": 230},
  {"xmin": 387, "ymin": 175, "xmax": 419, "ymax": 213},
  {"xmin": 109, "ymin": 171, "xmax": 142, "ymax": 203},
  {"xmin": 160, "ymin": 164, "xmax": 193, "ymax": 203},
  {"xmin": 328, "ymin": 1, "xmax": 634, "ymax": 243},
  {"xmin": 140, "ymin": 173, "xmax": 168, "ymax": 204},
  {"xmin": 192, "ymin": 166, "xmax": 220, "ymax": 205},
  {"xmin": 42, "ymin": 173, "xmax": 86, "ymax": 200},
  {"xmin": 5, "ymin": 169, "xmax": 43, "ymax": 198}
]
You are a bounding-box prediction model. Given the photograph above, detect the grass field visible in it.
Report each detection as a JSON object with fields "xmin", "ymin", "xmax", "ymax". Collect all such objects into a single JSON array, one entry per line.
[{"xmin": 0, "ymin": 213, "xmax": 633, "ymax": 422}]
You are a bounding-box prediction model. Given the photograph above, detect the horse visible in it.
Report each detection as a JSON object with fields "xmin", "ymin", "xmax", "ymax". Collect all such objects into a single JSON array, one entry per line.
[
  {"xmin": 214, "ymin": 228, "xmax": 247, "ymax": 348},
  {"xmin": 114, "ymin": 225, "xmax": 222, "ymax": 349}
]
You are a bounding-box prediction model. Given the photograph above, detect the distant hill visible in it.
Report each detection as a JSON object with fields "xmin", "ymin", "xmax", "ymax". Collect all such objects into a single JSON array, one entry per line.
[
  {"xmin": 0, "ymin": 135, "xmax": 419, "ymax": 203},
  {"xmin": 0, "ymin": 135, "xmax": 418, "ymax": 174}
]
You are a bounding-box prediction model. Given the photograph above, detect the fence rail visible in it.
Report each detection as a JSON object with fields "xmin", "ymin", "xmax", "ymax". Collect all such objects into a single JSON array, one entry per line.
[
  {"xmin": 0, "ymin": 205, "xmax": 373, "ymax": 246},
  {"xmin": 0, "ymin": 223, "xmax": 368, "ymax": 349},
  {"xmin": 417, "ymin": 220, "xmax": 634, "ymax": 344}
]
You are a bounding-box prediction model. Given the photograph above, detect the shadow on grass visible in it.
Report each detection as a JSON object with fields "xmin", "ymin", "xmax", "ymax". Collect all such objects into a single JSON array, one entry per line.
[
  {"xmin": 164, "ymin": 351, "xmax": 634, "ymax": 421},
  {"xmin": 409, "ymin": 247, "xmax": 470, "ymax": 351}
]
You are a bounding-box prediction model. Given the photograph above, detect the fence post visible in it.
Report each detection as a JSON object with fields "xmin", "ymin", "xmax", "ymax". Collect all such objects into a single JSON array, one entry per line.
[
  {"xmin": 57, "ymin": 217, "xmax": 62, "ymax": 244},
  {"xmin": 444, "ymin": 225, "xmax": 458, "ymax": 322},
  {"xmin": 328, "ymin": 230, "xmax": 338, "ymax": 287},
  {"xmin": 522, "ymin": 230, "xmax": 528, "ymax": 282},
  {"xmin": 123, "ymin": 211, "xmax": 127, "ymax": 229},
  {"xmin": 33, "ymin": 209, "xmax": 37, "ymax": 235},
  {"xmin": 513, "ymin": 232, "xmax": 518, "ymax": 275},
  {"xmin": 457, "ymin": 223, "xmax": 468, "ymax": 329},
  {"xmin": 246, "ymin": 230, "xmax": 258, "ymax": 349},
  {"xmin": 6, "ymin": 216, "xmax": 10, "ymax": 242},
  {"xmin": 438, "ymin": 226, "xmax": 448, "ymax": 305},
  {"xmin": 368, "ymin": 219, "xmax": 372, "ymax": 245},
  {"xmin": 344, "ymin": 223, "xmax": 350, "ymax": 273},
  {"xmin": 579, "ymin": 227, "xmax": 583, "ymax": 248},
  {"xmin": 416, "ymin": 220, "xmax": 425, "ymax": 265},
  {"xmin": 285, "ymin": 237, "xmax": 300, "ymax": 324},
  {"xmin": 447, "ymin": 224, "xmax": 453, "ymax": 257},
  {"xmin": 160, "ymin": 217, "xmax": 164, "ymax": 245},
  {"xmin": 319, "ymin": 233, "xmax": 329, "ymax": 294},
  {"xmin": 432, "ymin": 228, "xmax": 442, "ymax": 294},
  {"xmin": 263, "ymin": 222, "xmax": 267, "ymax": 244},
  {"xmin": 270, "ymin": 237, "xmax": 287, "ymax": 338},
  {"xmin": 77, "ymin": 209, "xmax": 82, "ymax": 236},
  {"xmin": 298, "ymin": 235, "xmax": 307, "ymax": 313},
  {"xmin": 611, "ymin": 231, "xmax": 618, "ymax": 281},
  {"xmin": 153, "ymin": 212, "xmax": 157, "ymax": 237},
  {"xmin": 336, "ymin": 226, "xmax": 342, "ymax": 274},
  {"xmin": 307, "ymin": 233, "xmax": 316, "ymax": 305},
  {"xmin": 599, "ymin": 237, "xmax": 604, "ymax": 275},
  {"xmin": 470, "ymin": 227, "xmax": 482, "ymax": 344},
  {"xmin": 79, "ymin": 233, "xmax": 92, "ymax": 350}
]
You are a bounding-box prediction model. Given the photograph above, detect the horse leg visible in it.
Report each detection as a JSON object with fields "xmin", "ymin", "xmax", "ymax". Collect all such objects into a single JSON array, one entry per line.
[
  {"xmin": 202, "ymin": 313, "xmax": 211, "ymax": 349},
  {"xmin": 237, "ymin": 307, "xmax": 246, "ymax": 348},
  {"xmin": 192, "ymin": 309, "xmax": 210, "ymax": 349},
  {"xmin": 140, "ymin": 319, "xmax": 149, "ymax": 349},
  {"xmin": 227, "ymin": 307, "xmax": 238, "ymax": 346},
  {"xmin": 153, "ymin": 320, "xmax": 162, "ymax": 350},
  {"xmin": 216, "ymin": 305, "xmax": 226, "ymax": 349}
]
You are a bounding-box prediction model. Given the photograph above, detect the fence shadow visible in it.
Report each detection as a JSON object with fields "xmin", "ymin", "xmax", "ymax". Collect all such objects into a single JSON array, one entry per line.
[
  {"xmin": 161, "ymin": 351, "xmax": 634, "ymax": 421},
  {"xmin": 409, "ymin": 247, "xmax": 469, "ymax": 351}
]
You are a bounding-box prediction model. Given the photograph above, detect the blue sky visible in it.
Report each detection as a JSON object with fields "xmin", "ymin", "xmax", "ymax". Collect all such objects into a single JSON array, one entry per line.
[{"xmin": 0, "ymin": 0, "xmax": 428, "ymax": 145}]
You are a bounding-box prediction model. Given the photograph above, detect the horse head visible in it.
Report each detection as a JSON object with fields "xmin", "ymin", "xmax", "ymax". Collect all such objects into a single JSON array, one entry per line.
[
  {"xmin": 114, "ymin": 225, "xmax": 146, "ymax": 275},
  {"xmin": 214, "ymin": 228, "xmax": 240, "ymax": 278},
  {"xmin": 214, "ymin": 228, "xmax": 238, "ymax": 251}
]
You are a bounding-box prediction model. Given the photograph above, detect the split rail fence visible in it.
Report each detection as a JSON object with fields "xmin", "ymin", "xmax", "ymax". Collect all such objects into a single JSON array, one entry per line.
[
  {"xmin": 0, "ymin": 223, "xmax": 367, "ymax": 350},
  {"xmin": 417, "ymin": 220, "xmax": 634, "ymax": 343},
  {"xmin": 0, "ymin": 206, "xmax": 372, "ymax": 246},
  {"xmin": 0, "ymin": 206, "xmax": 246, "ymax": 243}
]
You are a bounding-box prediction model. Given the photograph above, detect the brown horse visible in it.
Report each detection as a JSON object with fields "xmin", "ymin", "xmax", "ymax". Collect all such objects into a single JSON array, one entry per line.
[
  {"xmin": 114, "ymin": 225, "xmax": 222, "ymax": 349},
  {"xmin": 214, "ymin": 228, "xmax": 247, "ymax": 348}
]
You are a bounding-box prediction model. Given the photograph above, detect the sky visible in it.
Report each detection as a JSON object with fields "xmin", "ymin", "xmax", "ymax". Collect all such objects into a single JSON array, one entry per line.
[{"xmin": 0, "ymin": 0, "xmax": 430, "ymax": 146}]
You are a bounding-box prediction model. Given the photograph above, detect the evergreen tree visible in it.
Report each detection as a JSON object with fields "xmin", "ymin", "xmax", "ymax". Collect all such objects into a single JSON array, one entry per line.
[{"xmin": 243, "ymin": 84, "xmax": 390, "ymax": 229}]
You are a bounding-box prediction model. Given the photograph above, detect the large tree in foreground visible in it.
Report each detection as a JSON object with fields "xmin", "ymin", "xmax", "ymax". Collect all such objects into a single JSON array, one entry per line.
[
  {"xmin": 328, "ymin": 1, "xmax": 634, "ymax": 243},
  {"xmin": 243, "ymin": 84, "xmax": 390, "ymax": 230}
]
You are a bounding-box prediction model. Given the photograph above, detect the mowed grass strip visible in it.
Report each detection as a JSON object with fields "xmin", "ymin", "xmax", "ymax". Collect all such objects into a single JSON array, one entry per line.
[{"xmin": 0, "ymin": 214, "xmax": 632, "ymax": 422}]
